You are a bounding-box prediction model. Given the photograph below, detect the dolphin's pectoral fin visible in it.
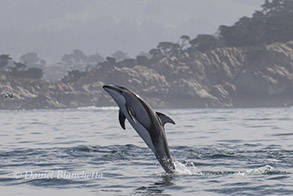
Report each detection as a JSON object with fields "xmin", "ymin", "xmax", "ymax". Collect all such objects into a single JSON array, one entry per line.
[
  {"xmin": 156, "ymin": 112, "xmax": 175, "ymax": 126},
  {"xmin": 126, "ymin": 104, "xmax": 136, "ymax": 123},
  {"xmin": 119, "ymin": 110, "xmax": 126, "ymax": 130}
]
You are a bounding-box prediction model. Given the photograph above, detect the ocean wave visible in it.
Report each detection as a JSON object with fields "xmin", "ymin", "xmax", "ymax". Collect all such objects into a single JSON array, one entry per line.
[
  {"xmin": 157, "ymin": 161, "xmax": 289, "ymax": 177},
  {"xmin": 76, "ymin": 106, "xmax": 118, "ymax": 111}
]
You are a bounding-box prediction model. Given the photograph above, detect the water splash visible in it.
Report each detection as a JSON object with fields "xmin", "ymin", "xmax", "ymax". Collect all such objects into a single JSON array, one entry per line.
[
  {"xmin": 173, "ymin": 161, "xmax": 202, "ymax": 175},
  {"xmin": 158, "ymin": 162, "xmax": 285, "ymax": 177}
]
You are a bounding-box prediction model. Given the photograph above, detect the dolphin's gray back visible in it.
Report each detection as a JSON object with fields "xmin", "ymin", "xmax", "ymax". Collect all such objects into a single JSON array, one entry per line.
[{"xmin": 126, "ymin": 94, "xmax": 152, "ymax": 127}]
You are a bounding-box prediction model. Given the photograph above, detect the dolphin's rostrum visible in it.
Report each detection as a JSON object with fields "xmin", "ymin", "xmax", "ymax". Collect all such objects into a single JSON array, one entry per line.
[{"xmin": 103, "ymin": 84, "xmax": 176, "ymax": 173}]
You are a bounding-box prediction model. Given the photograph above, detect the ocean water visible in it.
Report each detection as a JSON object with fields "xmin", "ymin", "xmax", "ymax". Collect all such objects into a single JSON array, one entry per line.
[{"xmin": 0, "ymin": 107, "xmax": 292, "ymax": 196}]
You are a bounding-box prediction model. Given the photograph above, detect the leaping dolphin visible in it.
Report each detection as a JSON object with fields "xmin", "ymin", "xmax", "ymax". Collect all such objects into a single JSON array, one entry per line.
[{"xmin": 103, "ymin": 84, "xmax": 176, "ymax": 173}]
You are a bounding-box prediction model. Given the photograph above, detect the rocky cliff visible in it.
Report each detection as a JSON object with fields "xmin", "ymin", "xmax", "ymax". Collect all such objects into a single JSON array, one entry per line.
[{"xmin": 1, "ymin": 41, "xmax": 293, "ymax": 110}]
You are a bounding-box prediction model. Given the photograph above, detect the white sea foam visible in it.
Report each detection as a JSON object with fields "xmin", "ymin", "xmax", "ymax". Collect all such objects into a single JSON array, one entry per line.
[
  {"xmin": 77, "ymin": 106, "xmax": 118, "ymax": 111},
  {"xmin": 169, "ymin": 163, "xmax": 277, "ymax": 176},
  {"xmin": 239, "ymin": 165, "xmax": 275, "ymax": 175},
  {"xmin": 173, "ymin": 161, "xmax": 202, "ymax": 176}
]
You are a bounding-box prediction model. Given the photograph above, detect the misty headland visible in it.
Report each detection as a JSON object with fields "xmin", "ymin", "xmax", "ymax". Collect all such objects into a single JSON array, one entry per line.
[{"xmin": 1, "ymin": 0, "xmax": 293, "ymax": 110}]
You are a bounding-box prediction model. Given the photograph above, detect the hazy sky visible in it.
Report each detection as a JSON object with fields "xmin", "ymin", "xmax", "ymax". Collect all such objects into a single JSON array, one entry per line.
[{"xmin": 0, "ymin": 0, "xmax": 264, "ymax": 62}]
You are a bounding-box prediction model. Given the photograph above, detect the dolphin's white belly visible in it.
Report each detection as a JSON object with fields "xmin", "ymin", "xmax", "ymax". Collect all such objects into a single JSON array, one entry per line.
[{"xmin": 126, "ymin": 115, "xmax": 155, "ymax": 153}]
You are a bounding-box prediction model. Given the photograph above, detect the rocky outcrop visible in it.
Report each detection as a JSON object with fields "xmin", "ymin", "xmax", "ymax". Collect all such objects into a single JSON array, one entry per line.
[
  {"xmin": 236, "ymin": 43, "xmax": 293, "ymax": 96},
  {"xmin": 1, "ymin": 41, "xmax": 293, "ymax": 109}
]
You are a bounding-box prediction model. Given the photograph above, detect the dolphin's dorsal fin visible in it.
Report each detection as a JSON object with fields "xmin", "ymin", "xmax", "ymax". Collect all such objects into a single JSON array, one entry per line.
[
  {"xmin": 156, "ymin": 112, "xmax": 175, "ymax": 126},
  {"xmin": 119, "ymin": 110, "xmax": 126, "ymax": 130}
]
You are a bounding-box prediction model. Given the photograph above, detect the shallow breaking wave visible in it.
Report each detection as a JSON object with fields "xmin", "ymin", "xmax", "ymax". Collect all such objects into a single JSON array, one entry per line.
[
  {"xmin": 170, "ymin": 162, "xmax": 286, "ymax": 176},
  {"xmin": 76, "ymin": 106, "xmax": 118, "ymax": 111}
]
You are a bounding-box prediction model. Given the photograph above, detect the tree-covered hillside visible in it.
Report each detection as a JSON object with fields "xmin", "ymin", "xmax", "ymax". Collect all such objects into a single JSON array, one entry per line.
[{"xmin": 219, "ymin": 0, "xmax": 293, "ymax": 47}]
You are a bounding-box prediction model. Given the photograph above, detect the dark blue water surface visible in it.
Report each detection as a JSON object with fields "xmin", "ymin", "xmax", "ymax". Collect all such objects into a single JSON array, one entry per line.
[{"xmin": 0, "ymin": 107, "xmax": 292, "ymax": 195}]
